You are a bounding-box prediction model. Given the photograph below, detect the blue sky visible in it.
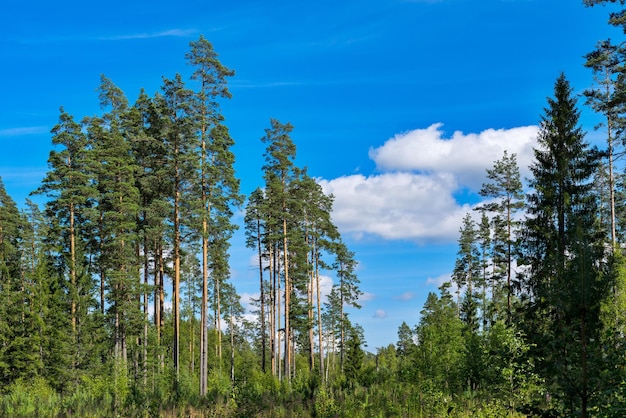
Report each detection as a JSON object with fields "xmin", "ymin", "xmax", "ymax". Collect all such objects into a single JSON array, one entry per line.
[{"xmin": 0, "ymin": 0, "xmax": 620, "ymax": 349}]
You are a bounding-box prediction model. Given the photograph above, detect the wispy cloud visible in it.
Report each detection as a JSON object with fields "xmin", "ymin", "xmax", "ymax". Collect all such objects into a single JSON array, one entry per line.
[
  {"xmin": 395, "ymin": 291, "xmax": 415, "ymax": 301},
  {"xmin": 98, "ymin": 29, "xmax": 197, "ymax": 41},
  {"xmin": 16, "ymin": 29, "xmax": 198, "ymax": 44},
  {"xmin": 0, "ymin": 126, "xmax": 48, "ymax": 137},
  {"xmin": 231, "ymin": 80, "xmax": 303, "ymax": 89}
]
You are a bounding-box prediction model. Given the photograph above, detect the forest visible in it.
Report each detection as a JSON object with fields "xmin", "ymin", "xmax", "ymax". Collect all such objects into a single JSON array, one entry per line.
[{"xmin": 1, "ymin": 1, "xmax": 626, "ymax": 417}]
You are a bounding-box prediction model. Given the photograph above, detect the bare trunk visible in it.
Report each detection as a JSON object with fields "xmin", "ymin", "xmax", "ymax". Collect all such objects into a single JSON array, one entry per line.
[
  {"xmin": 308, "ymin": 274, "xmax": 315, "ymax": 372},
  {"xmin": 316, "ymin": 250, "xmax": 324, "ymax": 380},
  {"xmin": 173, "ymin": 124, "xmax": 181, "ymax": 376},
  {"xmin": 216, "ymin": 274, "xmax": 222, "ymax": 366},
  {"xmin": 604, "ymin": 67, "xmax": 617, "ymax": 250},
  {"xmin": 340, "ymin": 301, "xmax": 345, "ymax": 372},
  {"xmin": 276, "ymin": 246, "xmax": 282, "ymax": 379},
  {"xmin": 507, "ymin": 200, "xmax": 512, "ymax": 324},
  {"xmin": 230, "ymin": 309, "xmax": 235, "ymax": 384},
  {"xmin": 200, "ymin": 230, "xmax": 208, "ymax": 395},
  {"xmin": 142, "ymin": 237, "xmax": 148, "ymax": 387},
  {"xmin": 307, "ymin": 231, "xmax": 314, "ymax": 372},
  {"xmin": 159, "ymin": 245, "xmax": 165, "ymax": 369},
  {"xmin": 269, "ymin": 245, "xmax": 276, "ymax": 376},
  {"xmin": 189, "ymin": 290, "xmax": 195, "ymax": 374},
  {"xmin": 282, "ymin": 217, "xmax": 290, "ymax": 381},
  {"xmin": 100, "ymin": 211, "xmax": 105, "ymax": 315},
  {"xmin": 69, "ymin": 202, "xmax": 77, "ymax": 337},
  {"xmin": 257, "ymin": 217, "xmax": 266, "ymax": 373}
]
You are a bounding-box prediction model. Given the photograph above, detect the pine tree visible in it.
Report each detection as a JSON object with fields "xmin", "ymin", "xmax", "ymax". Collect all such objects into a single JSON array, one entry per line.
[
  {"xmin": 584, "ymin": 39, "xmax": 626, "ymax": 248},
  {"xmin": 185, "ymin": 35, "xmax": 239, "ymax": 394},
  {"xmin": 89, "ymin": 76, "xmax": 142, "ymax": 366},
  {"xmin": 244, "ymin": 188, "xmax": 269, "ymax": 372},
  {"xmin": 261, "ymin": 119, "xmax": 298, "ymax": 381},
  {"xmin": 33, "ymin": 108, "xmax": 100, "ymax": 380},
  {"xmin": 476, "ymin": 211, "xmax": 492, "ymax": 329},
  {"xmin": 156, "ymin": 74, "xmax": 197, "ymax": 376},
  {"xmin": 128, "ymin": 89, "xmax": 171, "ymax": 374},
  {"xmin": 332, "ymin": 240, "xmax": 361, "ymax": 372},
  {"xmin": 478, "ymin": 151, "xmax": 524, "ymax": 322}
]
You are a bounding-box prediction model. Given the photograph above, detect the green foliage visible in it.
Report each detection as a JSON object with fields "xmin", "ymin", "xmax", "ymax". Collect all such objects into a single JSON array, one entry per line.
[
  {"xmin": 6, "ymin": 26, "xmax": 626, "ymax": 417},
  {"xmin": 415, "ymin": 288, "xmax": 466, "ymax": 393},
  {"xmin": 0, "ymin": 378, "xmax": 61, "ymax": 418}
]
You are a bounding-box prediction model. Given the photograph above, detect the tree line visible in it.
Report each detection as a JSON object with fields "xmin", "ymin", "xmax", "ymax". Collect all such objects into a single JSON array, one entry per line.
[
  {"xmin": 0, "ymin": 35, "xmax": 363, "ymax": 416},
  {"xmin": 2, "ymin": 1, "xmax": 626, "ymax": 416},
  {"xmin": 385, "ymin": 2, "xmax": 626, "ymax": 415}
]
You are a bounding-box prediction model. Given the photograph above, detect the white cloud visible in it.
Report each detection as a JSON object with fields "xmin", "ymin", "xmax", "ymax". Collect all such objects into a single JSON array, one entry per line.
[
  {"xmin": 368, "ymin": 123, "xmax": 538, "ymax": 189},
  {"xmin": 319, "ymin": 172, "xmax": 470, "ymax": 242},
  {"xmin": 373, "ymin": 309, "xmax": 387, "ymax": 319},
  {"xmin": 319, "ymin": 123, "xmax": 538, "ymax": 243}
]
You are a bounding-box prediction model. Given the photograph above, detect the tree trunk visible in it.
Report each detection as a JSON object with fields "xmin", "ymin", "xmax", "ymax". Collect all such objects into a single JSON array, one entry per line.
[
  {"xmin": 200, "ymin": 230, "xmax": 208, "ymax": 395},
  {"xmin": 257, "ymin": 217, "xmax": 266, "ymax": 373},
  {"xmin": 142, "ymin": 237, "xmax": 148, "ymax": 387},
  {"xmin": 316, "ymin": 251, "xmax": 325, "ymax": 380},
  {"xmin": 69, "ymin": 201, "xmax": 77, "ymax": 338},
  {"xmin": 307, "ymin": 233, "xmax": 315, "ymax": 372},
  {"xmin": 282, "ymin": 217, "xmax": 290, "ymax": 381},
  {"xmin": 269, "ymin": 244, "xmax": 276, "ymax": 376}
]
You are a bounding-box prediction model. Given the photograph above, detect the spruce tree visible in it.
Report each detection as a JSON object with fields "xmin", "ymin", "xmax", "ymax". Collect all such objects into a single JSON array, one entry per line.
[
  {"xmin": 522, "ymin": 73, "xmax": 609, "ymax": 417},
  {"xmin": 0, "ymin": 177, "xmax": 32, "ymax": 384},
  {"xmin": 452, "ymin": 213, "xmax": 480, "ymax": 327}
]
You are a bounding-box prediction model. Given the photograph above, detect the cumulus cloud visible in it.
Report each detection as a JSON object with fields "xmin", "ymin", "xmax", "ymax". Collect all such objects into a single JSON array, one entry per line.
[
  {"xmin": 319, "ymin": 172, "xmax": 471, "ymax": 242},
  {"xmin": 319, "ymin": 123, "xmax": 538, "ymax": 243},
  {"xmin": 368, "ymin": 123, "xmax": 537, "ymax": 189}
]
